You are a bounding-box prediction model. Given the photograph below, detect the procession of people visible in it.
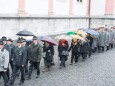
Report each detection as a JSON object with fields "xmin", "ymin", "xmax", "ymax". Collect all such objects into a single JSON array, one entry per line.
[{"xmin": 0, "ymin": 26, "xmax": 115, "ymax": 86}]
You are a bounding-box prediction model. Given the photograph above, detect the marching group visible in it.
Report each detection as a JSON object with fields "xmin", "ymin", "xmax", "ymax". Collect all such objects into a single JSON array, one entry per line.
[{"xmin": 0, "ymin": 26, "xmax": 115, "ymax": 86}]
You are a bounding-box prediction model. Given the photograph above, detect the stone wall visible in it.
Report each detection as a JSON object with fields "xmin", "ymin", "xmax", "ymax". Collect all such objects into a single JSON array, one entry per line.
[{"xmin": 0, "ymin": 15, "xmax": 115, "ymax": 38}]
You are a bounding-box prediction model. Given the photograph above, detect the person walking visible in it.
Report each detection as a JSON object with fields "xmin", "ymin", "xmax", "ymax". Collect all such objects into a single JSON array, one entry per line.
[
  {"xmin": 8, "ymin": 38, "xmax": 27, "ymax": 85},
  {"xmin": 80, "ymin": 37, "xmax": 90, "ymax": 61},
  {"xmin": 86, "ymin": 34, "xmax": 93, "ymax": 58},
  {"xmin": 7, "ymin": 38, "xmax": 15, "ymax": 71},
  {"xmin": 98, "ymin": 28, "xmax": 106, "ymax": 53},
  {"xmin": 68, "ymin": 39, "xmax": 80, "ymax": 65},
  {"xmin": 105, "ymin": 29, "xmax": 110, "ymax": 51},
  {"xmin": 27, "ymin": 36, "xmax": 42, "ymax": 80},
  {"xmin": 0, "ymin": 39, "xmax": 9, "ymax": 86},
  {"xmin": 42, "ymin": 42, "xmax": 54, "ymax": 72},
  {"xmin": 58, "ymin": 39, "xmax": 69, "ymax": 69},
  {"xmin": 21, "ymin": 38, "xmax": 30, "ymax": 76},
  {"xmin": 1, "ymin": 37, "xmax": 10, "ymax": 80}
]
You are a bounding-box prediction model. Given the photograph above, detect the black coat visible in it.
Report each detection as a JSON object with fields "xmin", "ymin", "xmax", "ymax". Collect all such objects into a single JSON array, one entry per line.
[
  {"xmin": 9, "ymin": 44, "xmax": 15, "ymax": 60},
  {"xmin": 43, "ymin": 45, "xmax": 54, "ymax": 62},
  {"xmin": 80, "ymin": 39, "xmax": 90, "ymax": 53},
  {"xmin": 13, "ymin": 46, "xmax": 27, "ymax": 66},
  {"xmin": 58, "ymin": 41, "xmax": 69, "ymax": 61},
  {"xmin": 29, "ymin": 43, "xmax": 42, "ymax": 62},
  {"xmin": 87, "ymin": 36, "xmax": 93, "ymax": 47},
  {"xmin": 68, "ymin": 42, "xmax": 80, "ymax": 53},
  {"xmin": 23, "ymin": 45, "xmax": 30, "ymax": 60}
]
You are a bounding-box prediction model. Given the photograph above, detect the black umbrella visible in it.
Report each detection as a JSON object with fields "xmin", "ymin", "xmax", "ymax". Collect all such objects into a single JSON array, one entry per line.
[{"xmin": 16, "ymin": 30, "xmax": 34, "ymax": 36}]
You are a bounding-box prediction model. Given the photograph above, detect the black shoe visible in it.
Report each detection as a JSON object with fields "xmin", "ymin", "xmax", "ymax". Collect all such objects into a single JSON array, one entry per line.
[
  {"xmin": 36, "ymin": 75, "xmax": 40, "ymax": 78},
  {"xmin": 70, "ymin": 63, "xmax": 73, "ymax": 65},
  {"xmin": 51, "ymin": 63, "xmax": 55, "ymax": 66},
  {"xmin": 82, "ymin": 59, "xmax": 85, "ymax": 61},
  {"xmin": 59, "ymin": 66, "xmax": 62, "ymax": 69},
  {"xmin": 26, "ymin": 77, "xmax": 31, "ymax": 80},
  {"xmin": 7, "ymin": 82, "xmax": 14, "ymax": 86},
  {"xmin": 19, "ymin": 81, "xmax": 24, "ymax": 85}
]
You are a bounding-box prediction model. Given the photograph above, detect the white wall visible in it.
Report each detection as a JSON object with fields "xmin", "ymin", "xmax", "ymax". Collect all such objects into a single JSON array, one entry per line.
[
  {"xmin": 73, "ymin": 0, "xmax": 87, "ymax": 16},
  {"xmin": 0, "ymin": 0, "xmax": 18, "ymax": 13},
  {"xmin": 53, "ymin": 0, "xmax": 69, "ymax": 15},
  {"xmin": 90, "ymin": 0, "xmax": 106, "ymax": 16},
  {"xmin": 25, "ymin": 0, "xmax": 48, "ymax": 15}
]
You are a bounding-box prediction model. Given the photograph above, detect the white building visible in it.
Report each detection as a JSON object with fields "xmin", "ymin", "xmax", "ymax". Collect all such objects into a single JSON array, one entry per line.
[{"xmin": 0, "ymin": 0, "xmax": 115, "ymax": 37}]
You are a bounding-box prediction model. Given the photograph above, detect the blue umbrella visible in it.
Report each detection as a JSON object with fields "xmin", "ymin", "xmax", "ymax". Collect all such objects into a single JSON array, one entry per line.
[{"xmin": 85, "ymin": 29, "xmax": 99, "ymax": 35}]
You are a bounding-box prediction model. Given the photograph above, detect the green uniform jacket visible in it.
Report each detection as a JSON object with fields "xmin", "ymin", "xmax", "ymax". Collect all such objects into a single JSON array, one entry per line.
[{"xmin": 29, "ymin": 43, "xmax": 42, "ymax": 62}]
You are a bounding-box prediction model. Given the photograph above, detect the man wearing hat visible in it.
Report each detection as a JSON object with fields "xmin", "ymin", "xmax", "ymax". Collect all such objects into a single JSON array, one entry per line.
[
  {"xmin": 7, "ymin": 38, "xmax": 15, "ymax": 71},
  {"xmin": 21, "ymin": 38, "xmax": 30, "ymax": 76},
  {"xmin": 8, "ymin": 38, "xmax": 27, "ymax": 85},
  {"xmin": 0, "ymin": 39, "xmax": 9, "ymax": 86},
  {"xmin": 27, "ymin": 36, "xmax": 42, "ymax": 80},
  {"xmin": 1, "ymin": 36, "xmax": 10, "ymax": 79}
]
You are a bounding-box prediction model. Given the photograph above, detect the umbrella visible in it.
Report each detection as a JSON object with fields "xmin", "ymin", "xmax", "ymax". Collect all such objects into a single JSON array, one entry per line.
[
  {"xmin": 67, "ymin": 31, "xmax": 76, "ymax": 35},
  {"xmin": 70, "ymin": 34, "xmax": 84, "ymax": 40},
  {"xmin": 54, "ymin": 35, "xmax": 72, "ymax": 40},
  {"xmin": 38, "ymin": 35, "xmax": 48, "ymax": 40},
  {"xmin": 16, "ymin": 30, "xmax": 34, "ymax": 36},
  {"xmin": 85, "ymin": 29, "xmax": 99, "ymax": 35},
  {"xmin": 41, "ymin": 36, "xmax": 57, "ymax": 45},
  {"xmin": 75, "ymin": 30, "xmax": 87, "ymax": 37}
]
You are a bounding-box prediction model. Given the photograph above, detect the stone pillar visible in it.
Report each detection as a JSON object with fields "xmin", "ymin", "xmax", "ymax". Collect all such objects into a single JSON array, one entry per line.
[
  {"xmin": 86, "ymin": 0, "xmax": 91, "ymax": 16},
  {"xmin": 18, "ymin": 0, "xmax": 26, "ymax": 15},
  {"xmin": 69, "ymin": 0, "xmax": 73, "ymax": 15},
  {"xmin": 48, "ymin": 0, "xmax": 53, "ymax": 15},
  {"xmin": 105, "ymin": 0, "xmax": 115, "ymax": 15}
]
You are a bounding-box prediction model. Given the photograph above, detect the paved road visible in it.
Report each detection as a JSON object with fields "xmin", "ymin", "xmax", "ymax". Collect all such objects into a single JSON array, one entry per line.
[{"xmin": 1, "ymin": 45, "xmax": 115, "ymax": 86}]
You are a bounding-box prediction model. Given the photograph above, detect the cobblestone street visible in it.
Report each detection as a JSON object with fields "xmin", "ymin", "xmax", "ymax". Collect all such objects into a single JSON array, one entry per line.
[{"xmin": 1, "ymin": 47, "xmax": 115, "ymax": 86}]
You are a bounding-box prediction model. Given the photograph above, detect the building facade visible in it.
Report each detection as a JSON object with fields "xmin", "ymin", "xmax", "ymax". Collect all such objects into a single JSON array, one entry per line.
[{"xmin": 0, "ymin": 0, "xmax": 115, "ymax": 37}]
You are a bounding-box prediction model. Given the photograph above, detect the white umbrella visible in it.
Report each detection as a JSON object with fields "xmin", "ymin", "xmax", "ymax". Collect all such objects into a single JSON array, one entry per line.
[{"xmin": 54, "ymin": 35, "xmax": 72, "ymax": 40}]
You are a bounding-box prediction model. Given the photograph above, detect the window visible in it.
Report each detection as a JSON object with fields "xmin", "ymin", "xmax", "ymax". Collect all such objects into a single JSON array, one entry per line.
[{"xmin": 77, "ymin": 0, "xmax": 82, "ymax": 2}]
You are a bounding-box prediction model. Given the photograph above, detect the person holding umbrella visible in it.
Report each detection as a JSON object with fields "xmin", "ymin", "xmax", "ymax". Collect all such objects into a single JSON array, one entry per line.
[
  {"xmin": 58, "ymin": 39, "xmax": 69, "ymax": 69},
  {"xmin": 40, "ymin": 35, "xmax": 55, "ymax": 66},
  {"xmin": 80, "ymin": 36, "xmax": 90, "ymax": 61},
  {"xmin": 68, "ymin": 39, "xmax": 80, "ymax": 65},
  {"xmin": 0, "ymin": 39, "xmax": 9, "ymax": 86},
  {"xmin": 86, "ymin": 34, "xmax": 93, "ymax": 58},
  {"xmin": 27, "ymin": 36, "xmax": 42, "ymax": 80},
  {"xmin": 42, "ymin": 42, "xmax": 54, "ymax": 72}
]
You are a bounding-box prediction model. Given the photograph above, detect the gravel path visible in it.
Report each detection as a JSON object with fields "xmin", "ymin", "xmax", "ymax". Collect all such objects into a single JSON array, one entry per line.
[{"xmin": 1, "ymin": 47, "xmax": 115, "ymax": 86}]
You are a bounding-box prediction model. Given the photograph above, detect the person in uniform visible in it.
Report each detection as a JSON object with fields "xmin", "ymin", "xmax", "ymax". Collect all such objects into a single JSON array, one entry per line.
[
  {"xmin": 27, "ymin": 36, "xmax": 42, "ymax": 80},
  {"xmin": 8, "ymin": 38, "xmax": 27, "ymax": 85},
  {"xmin": 0, "ymin": 39, "xmax": 9, "ymax": 86},
  {"xmin": 7, "ymin": 38, "xmax": 15, "ymax": 71},
  {"xmin": 21, "ymin": 38, "xmax": 30, "ymax": 76}
]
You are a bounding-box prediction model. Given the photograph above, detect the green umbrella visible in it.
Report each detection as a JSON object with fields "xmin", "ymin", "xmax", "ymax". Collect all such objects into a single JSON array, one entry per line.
[{"xmin": 67, "ymin": 31, "xmax": 76, "ymax": 35}]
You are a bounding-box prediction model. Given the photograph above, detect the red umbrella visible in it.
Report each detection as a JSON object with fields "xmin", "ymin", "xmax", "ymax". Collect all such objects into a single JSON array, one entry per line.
[{"xmin": 41, "ymin": 36, "xmax": 57, "ymax": 46}]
